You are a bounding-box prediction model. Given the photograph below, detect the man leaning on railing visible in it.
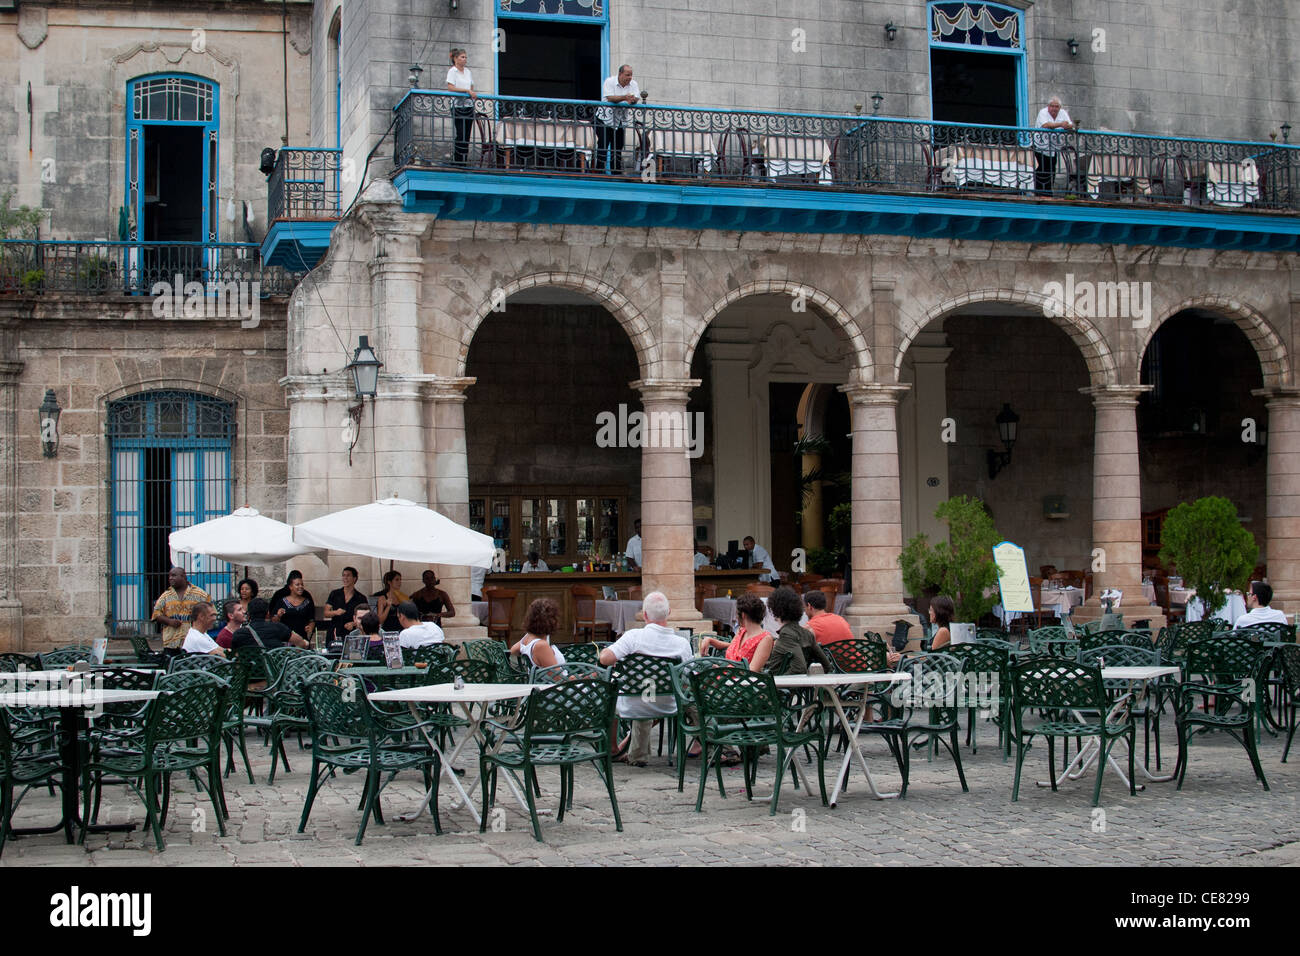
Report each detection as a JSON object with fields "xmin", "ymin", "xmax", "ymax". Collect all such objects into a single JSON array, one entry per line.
[
  {"xmin": 595, "ymin": 64, "xmax": 640, "ymax": 175},
  {"xmin": 1033, "ymin": 95, "xmax": 1076, "ymax": 194}
]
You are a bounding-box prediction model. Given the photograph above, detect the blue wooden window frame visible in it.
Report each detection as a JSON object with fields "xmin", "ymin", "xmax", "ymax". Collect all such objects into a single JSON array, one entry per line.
[
  {"xmin": 494, "ymin": 0, "xmax": 609, "ymax": 96},
  {"xmin": 927, "ymin": 1, "xmax": 1028, "ymax": 126},
  {"xmin": 107, "ymin": 391, "xmax": 236, "ymax": 632}
]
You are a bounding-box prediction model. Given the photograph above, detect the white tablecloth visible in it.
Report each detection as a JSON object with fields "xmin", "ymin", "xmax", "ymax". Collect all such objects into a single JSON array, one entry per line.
[
  {"xmin": 936, "ymin": 144, "xmax": 1035, "ymax": 190},
  {"xmin": 594, "ymin": 599, "xmax": 644, "ymax": 635},
  {"xmin": 1184, "ymin": 590, "xmax": 1248, "ymax": 624},
  {"xmin": 471, "ymin": 601, "xmax": 488, "ymax": 625},
  {"xmin": 996, "ymin": 586, "xmax": 1085, "ymax": 624}
]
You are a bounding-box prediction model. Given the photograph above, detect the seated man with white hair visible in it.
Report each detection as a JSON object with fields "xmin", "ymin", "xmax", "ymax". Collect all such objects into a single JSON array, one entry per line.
[{"xmin": 598, "ymin": 591, "xmax": 693, "ymax": 767}]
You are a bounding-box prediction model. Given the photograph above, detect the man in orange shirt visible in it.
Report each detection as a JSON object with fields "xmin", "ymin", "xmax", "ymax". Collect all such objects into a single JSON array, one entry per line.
[{"xmin": 804, "ymin": 589, "xmax": 852, "ymax": 645}]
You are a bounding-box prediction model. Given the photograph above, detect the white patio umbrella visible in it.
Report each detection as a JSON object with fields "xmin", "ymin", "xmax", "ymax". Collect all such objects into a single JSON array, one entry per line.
[
  {"xmin": 292, "ymin": 496, "xmax": 496, "ymax": 567},
  {"xmin": 169, "ymin": 506, "xmax": 325, "ymax": 567}
]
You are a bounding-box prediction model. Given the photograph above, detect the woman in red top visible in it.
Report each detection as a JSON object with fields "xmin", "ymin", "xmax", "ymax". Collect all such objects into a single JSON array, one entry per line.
[{"xmin": 698, "ymin": 593, "xmax": 773, "ymax": 671}]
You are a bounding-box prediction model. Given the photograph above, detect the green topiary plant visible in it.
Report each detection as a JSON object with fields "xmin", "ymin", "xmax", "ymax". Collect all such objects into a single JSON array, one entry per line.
[
  {"xmin": 899, "ymin": 495, "xmax": 1002, "ymax": 623},
  {"xmin": 1158, "ymin": 496, "xmax": 1258, "ymax": 616}
]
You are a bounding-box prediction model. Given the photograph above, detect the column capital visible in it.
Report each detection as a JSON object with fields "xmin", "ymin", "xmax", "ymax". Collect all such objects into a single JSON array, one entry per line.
[
  {"xmin": 1080, "ymin": 384, "xmax": 1152, "ymax": 407},
  {"xmin": 1253, "ymin": 386, "xmax": 1300, "ymax": 407},
  {"xmin": 838, "ymin": 382, "xmax": 911, "ymax": 406},
  {"xmin": 279, "ymin": 374, "xmax": 351, "ymax": 403},
  {"xmin": 629, "ymin": 379, "xmax": 701, "ymax": 404},
  {"xmin": 422, "ymin": 376, "xmax": 477, "ymax": 403}
]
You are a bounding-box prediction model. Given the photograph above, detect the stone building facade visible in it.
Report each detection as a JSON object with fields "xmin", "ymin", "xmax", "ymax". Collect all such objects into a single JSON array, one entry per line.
[{"xmin": 1, "ymin": 0, "xmax": 1298, "ymax": 649}]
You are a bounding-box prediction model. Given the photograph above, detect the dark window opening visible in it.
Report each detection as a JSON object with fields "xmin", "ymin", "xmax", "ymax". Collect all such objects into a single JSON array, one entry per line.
[
  {"xmin": 931, "ymin": 49, "xmax": 1018, "ymax": 145},
  {"xmin": 497, "ymin": 19, "xmax": 602, "ymax": 103}
]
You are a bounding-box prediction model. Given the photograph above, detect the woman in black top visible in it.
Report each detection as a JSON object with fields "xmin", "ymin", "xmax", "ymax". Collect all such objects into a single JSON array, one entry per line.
[
  {"xmin": 373, "ymin": 570, "xmax": 406, "ymax": 632},
  {"xmin": 272, "ymin": 570, "xmax": 316, "ymax": 641},
  {"xmin": 409, "ymin": 569, "xmax": 456, "ymax": 625}
]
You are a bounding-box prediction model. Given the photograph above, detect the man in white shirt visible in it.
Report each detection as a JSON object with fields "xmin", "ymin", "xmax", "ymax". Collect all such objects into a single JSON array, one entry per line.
[
  {"xmin": 595, "ymin": 63, "xmax": 640, "ymax": 174},
  {"xmin": 1033, "ymin": 95, "xmax": 1075, "ymax": 194},
  {"xmin": 1234, "ymin": 582, "xmax": 1290, "ymax": 629},
  {"xmin": 624, "ymin": 519, "xmax": 642, "ymax": 570},
  {"xmin": 693, "ymin": 542, "xmax": 713, "ymax": 570},
  {"xmin": 744, "ymin": 535, "xmax": 777, "ymax": 583},
  {"xmin": 521, "ymin": 550, "xmax": 550, "ymax": 573},
  {"xmin": 470, "ymin": 564, "xmax": 486, "ymax": 601},
  {"xmin": 181, "ymin": 602, "xmax": 225, "ymax": 656},
  {"xmin": 396, "ymin": 601, "xmax": 445, "ymax": 648},
  {"xmin": 599, "ymin": 591, "xmax": 692, "ymax": 767}
]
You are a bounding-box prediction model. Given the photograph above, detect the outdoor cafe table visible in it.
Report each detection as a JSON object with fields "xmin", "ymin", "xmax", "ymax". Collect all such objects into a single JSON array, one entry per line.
[
  {"xmin": 594, "ymin": 599, "xmax": 644, "ymax": 634},
  {"xmin": 0, "ymin": 681, "xmax": 160, "ymax": 841},
  {"xmin": 367, "ymin": 682, "xmax": 543, "ymax": 826},
  {"xmin": 774, "ymin": 671, "xmax": 912, "ymax": 806},
  {"xmin": 934, "ymin": 143, "xmax": 1035, "ymax": 190},
  {"xmin": 1036, "ymin": 665, "xmax": 1180, "ymax": 792}
]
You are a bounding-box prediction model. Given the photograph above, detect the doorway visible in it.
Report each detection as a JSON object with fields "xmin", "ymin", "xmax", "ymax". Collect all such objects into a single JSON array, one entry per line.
[
  {"xmin": 931, "ymin": 49, "xmax": 1019, "ymax": 127},
  {"xmin": 497, "ymin": 19, "xmax": 602, "ymax": 102}
]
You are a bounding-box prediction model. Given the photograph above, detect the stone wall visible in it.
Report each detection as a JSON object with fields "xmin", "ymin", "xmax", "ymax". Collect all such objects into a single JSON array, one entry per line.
[
  {"xmin": 944, "ymin": 313, "xmax": 1096, "ymax": 572},
  {"xmin": 3, "ymin": 298, "xmax": 287, "ymax": 650}
]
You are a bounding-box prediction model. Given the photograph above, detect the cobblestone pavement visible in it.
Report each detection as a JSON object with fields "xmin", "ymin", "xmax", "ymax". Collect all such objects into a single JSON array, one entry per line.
[{"xmin": 3, "ymin": 718, "xmax": 1297, "ymax": 866}]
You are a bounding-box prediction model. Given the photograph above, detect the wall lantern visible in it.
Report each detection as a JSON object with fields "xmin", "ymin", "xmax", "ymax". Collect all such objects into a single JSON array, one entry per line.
[
  {"xmin": 987, "ymin": 403, "xmax": 1020, "ymax": 479},
  {"xmin": 1066, "ymin": 37, "xmax": 1080, "ymax": 56},
  {"xmin": 39, "ymin": 388, "xmax": 61, "ymax": 458},
  {"xmin": 885, "ymin": 22, "xmax": 898, "ymax": 41},
  {"xmin": 408, "ymin": 65, "xmax": 423, "ymax": 88}
]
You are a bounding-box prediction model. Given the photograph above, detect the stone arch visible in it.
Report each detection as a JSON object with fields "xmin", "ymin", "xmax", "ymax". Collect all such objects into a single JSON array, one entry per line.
[
  {"xmin": 686, "ymin": 280, "xmax": 872, "ymax": 379},
  {"xmin": 896, "ymin": 289, "xmax": 1119, "ymax": 387},
  {"xmin": 456, "ymin": 272, "xmax": 657, "ymax": 379},
  {"xmin": 1140, "ymin": 295, "xmax": 1290, "ymax": 389}
]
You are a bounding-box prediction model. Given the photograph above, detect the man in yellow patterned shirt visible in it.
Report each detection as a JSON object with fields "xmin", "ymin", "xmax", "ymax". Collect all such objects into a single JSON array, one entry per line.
[{"xmin": 151, "ymin": 566, "xmax": 212, "ymax": 649}]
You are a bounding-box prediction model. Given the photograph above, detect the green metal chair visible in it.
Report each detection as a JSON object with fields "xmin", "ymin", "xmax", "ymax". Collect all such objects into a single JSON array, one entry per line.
[
  {"xmin": 1010, "ymin": 659, "xmax": 1136, "ymax": 806},
  {"xmin": 1080, "ymin": 631, "xmax": 1154, "ymax": 655},
  {"xmin": 821, "ymin": 637, "xmax": 893, "ymax": 746},
  {"xmin": 231, "ymin": 644, "xmax": 270, "ymax": 713},
  {"xmin": 0, "ymin": 653, "xmax": 39, "ymax": 672},
  {"xmin": 947, "ymin": 642, "xmax": 1011, "ymax": 757},
  {"xmin": 462, "ymin": 638, "xmax": 509, "ymax": 672},
  {"xmin": 80, "ymin": 676, "xmax": 229, "ymax": 850},
  {"xmin": 689, "ymin": 667, "xmax": 827, "ymax": 815},
  {"xmin": 1243, "ymin": 621, "xmax": 1296, "ymax": 643},
  {"xmin": 479, "ymin": 678, "xmax": 622, "ymax": 841},
  {"xmin": 37, "ymin": 648, "xmax": 91, "ymax": 668},
  {"xmin": 0, "ymin": 710, "xmax": 64, "ymax": 855},
  {"xmin": 299, "ymin": 672, "xmax": 442, "ymax": 845},
  {"xmin": 668, "ymin": 658, "xmax": 746, "ymax": 793},
  {"xmin": 1277, "ymin": 645, "xmax": 1300, "ymax": 762},
  {"xmin": 1174, "ymin": 637, "xmax": 1269, "ymax": 791},
  {"xmin": 1027, "ymin": 626, "xmax": 1071, "ymax": 654},
  {"xmin": 1076, "ymin": 643, "xmax": 1165, "ymax": 770},
  {"xmin": 246, "ymin": 653, "xmax": 332, "ymax": 784},
  {"xmin": 126, "ymin": 633, "xmax": 163, "ymax": 665},
  {"xmin": 857, "ymin": 652, "xmax": 970, "ymax": 796}
]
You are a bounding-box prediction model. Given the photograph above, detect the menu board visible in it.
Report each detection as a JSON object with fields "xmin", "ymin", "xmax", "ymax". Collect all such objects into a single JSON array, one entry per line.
[
  {"xmin": 381, "ymin": 633, "xmax": 404, "ymax": 669},
  {"xmin": 343, "ymin": 634, "xmax": 367, "ymax": 662},
  {"xmin": 993, "ymin": 541, "xmax": 1034, "ymax": 612}
]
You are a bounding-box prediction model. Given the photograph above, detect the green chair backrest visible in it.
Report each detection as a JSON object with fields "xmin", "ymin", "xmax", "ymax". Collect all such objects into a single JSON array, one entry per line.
[
  {"xmin": 147, "ymin": 676, "xmax": 227, "ymax": 748},
  {"xmin": 1028, "ymin": 626, "xmax": 1070, "ymax": 653},
  {"xmin": 1242, "ymin": 621, "xmax": 1296, "ymax": 643},
  {"xmin": 168, "ymin": 654, "xmax": 234, "ymax": 675},
  {"xmin": 38, "ymin": 648, "xmax": 91, "ymax": 668},
  {"xmin": 669, "ymin": 658, "xmax": 744, "ymax": 711},
  {"xmin": 518, "ymin": 678, "xmax": 617, "ymax": 746},
  {"xmin": 1011, "ymin": 659, "xmax": 1106, "ymax": 713},
  {"xmin": 302, "ymin": 673, "xmax": 379, "ymax": 749},
  {"xmin": 1080, "ymin": 630, "xmax": 1153, "ymax": 655},
  {"xmin": 1277, "ymin": 645, "xmax": 1300, "ymax": 695},
  {"xmin": 1075, "ymin": 643, "xmax": 1160, "ymax": 689},
  {"xmin": 822, "ymin": 638, "xmax": 887, "ymax": 674},
  {"xmin": 689, "ymin": 667, "xmax": 781, "ymax": 725},
  {"xmin": 402, "ymin": 643, "xmax": 459, "ymax": 666},
  {"xmin": 1185, "ymin": 636, "xmax": 1264, "ymax": 684},
  {"xmin": 0, "ymin": 652, "xmax": 40, "ymax": 672},
  {"xmin": 533, "ymin": 662, "xmax": 609, "ymax": 683},
  {"xmin": 896, "ymin": 651, "xmax": 965, "ymax": 727},
  {"xmin": 561, "ymin": 643, "xmax": 601, "ymax": 665},
  {"xmin": 609, "ymin": 653, "xmax": 680, "ymax": 700}
]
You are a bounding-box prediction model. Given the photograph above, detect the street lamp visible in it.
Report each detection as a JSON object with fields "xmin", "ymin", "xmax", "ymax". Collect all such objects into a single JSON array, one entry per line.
[
  {"xmin": 408, "ymin": 65, "xmax": 423, "ymax": 88},
  {"xmin": 346, "ymin": 335, "xmax": 383, "ymax": 400}
]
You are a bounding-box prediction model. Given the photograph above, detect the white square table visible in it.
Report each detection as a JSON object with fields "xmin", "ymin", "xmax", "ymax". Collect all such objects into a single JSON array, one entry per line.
[
  {"xmin": 0, "ymin": 686, "xmax": 161, "ymax": 841},
  {"xmin": 774, "ymin": 671, "xmax": 912, "ymax": 806},
  {"xmin": 1035, "ymin": 665, "xmax": 1180, "ymax": 791},
  {"xmin": 368, "ymin": 682, "xmax": 543, "ymax": 826}
]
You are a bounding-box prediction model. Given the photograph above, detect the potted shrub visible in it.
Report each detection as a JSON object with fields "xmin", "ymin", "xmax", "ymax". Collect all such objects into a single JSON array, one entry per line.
[
  {"xmin": 78, "ymin": 255, "xmax": 114, "ymax": 294},
  {"xmin": 1158, "ymin": 496, "xmax": 1258, "ymax": 617},
  {"xmin": 899, "ymin": 495, "xmax": 1003, "ymax": 642}
]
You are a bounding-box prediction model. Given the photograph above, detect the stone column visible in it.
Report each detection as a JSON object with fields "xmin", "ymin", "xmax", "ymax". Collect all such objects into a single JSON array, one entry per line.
[
  {"xmin": 1079, "ymin": 385, "xmax": 1160, "ymax": 626},
  {"xmin": 799, "ymin": 448, "xmax": 824, "ymax": 551},
  {"xmin": 426, "ymin": 377, "xmax": 486, "ymax": 642},
  {"xmin": 839, "ymin": 383, "xmax": 914, "ymax": 638},
  {"xmin": 1259, "ymin": 389, "xmax": 1300, "ymax": 610},
  {"xmin": 632, "ymin": 379, "xmax": 704, "ymax": 628},
  {"xmin": 0, "ymin": 355, "xmax": 22, "ymax": 650}
]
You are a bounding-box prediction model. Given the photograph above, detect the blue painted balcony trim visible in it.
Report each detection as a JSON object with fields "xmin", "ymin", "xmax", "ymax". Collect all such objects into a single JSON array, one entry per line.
[
  {"xmin": 261, "ymin": 219, "xmax": 337, "ymax": 269},
  {"xmin": 392, "ymin": 170, "xmax": 1300, "ymax": 252}
]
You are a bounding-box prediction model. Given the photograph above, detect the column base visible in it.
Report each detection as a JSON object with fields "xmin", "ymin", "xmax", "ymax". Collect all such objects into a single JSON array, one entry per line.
[
  {"xmin": 0, "ymin": 600, "xmax": 22, "ymax": 652},
  {"xmin": 844, "ymin": 603, "xmax": 917, "ymax": 644},
  {"xmin": 442, "ymin": 614, "xmax": 487, "ymax": 645}
]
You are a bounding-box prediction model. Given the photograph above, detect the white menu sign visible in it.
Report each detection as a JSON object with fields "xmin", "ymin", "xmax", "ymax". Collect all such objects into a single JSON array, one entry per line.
[{"xmin": 993, "ymin": 541, "xmax": 1034, "ymax": 612}]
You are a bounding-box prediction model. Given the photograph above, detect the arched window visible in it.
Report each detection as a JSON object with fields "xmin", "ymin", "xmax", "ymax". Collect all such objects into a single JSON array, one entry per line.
[{"xmin": 107, "ymin": 391, "xmax": 236, "ymax": 634}]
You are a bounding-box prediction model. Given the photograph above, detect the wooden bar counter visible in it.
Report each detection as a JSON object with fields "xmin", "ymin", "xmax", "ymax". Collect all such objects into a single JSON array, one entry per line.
[{"xmin": 483, "ymin": 568, "xmax": 762, "ymax": 643}]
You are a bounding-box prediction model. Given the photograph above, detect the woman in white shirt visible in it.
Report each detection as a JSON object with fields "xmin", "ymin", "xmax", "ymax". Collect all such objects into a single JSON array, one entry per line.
[
  {"xmin": 509, "ymin": 598, "xmax": 567, "ymax": 673},
  {"xmin": 445, "ymin": 48, "xmax": 476, "ymax": 165}
]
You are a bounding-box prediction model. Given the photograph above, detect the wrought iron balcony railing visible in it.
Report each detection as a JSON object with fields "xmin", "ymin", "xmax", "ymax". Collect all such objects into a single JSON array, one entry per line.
[
  {"xmin": 393, "ymin": 91, "xmax": 1300, "ymax": 213},
  {"xmin": 0, "ymin": 241, "xmax": 299, "ymax": 297},
  {"xmin": 267, "ymin": 147, "xmax": 343, "ymax": 223}
]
